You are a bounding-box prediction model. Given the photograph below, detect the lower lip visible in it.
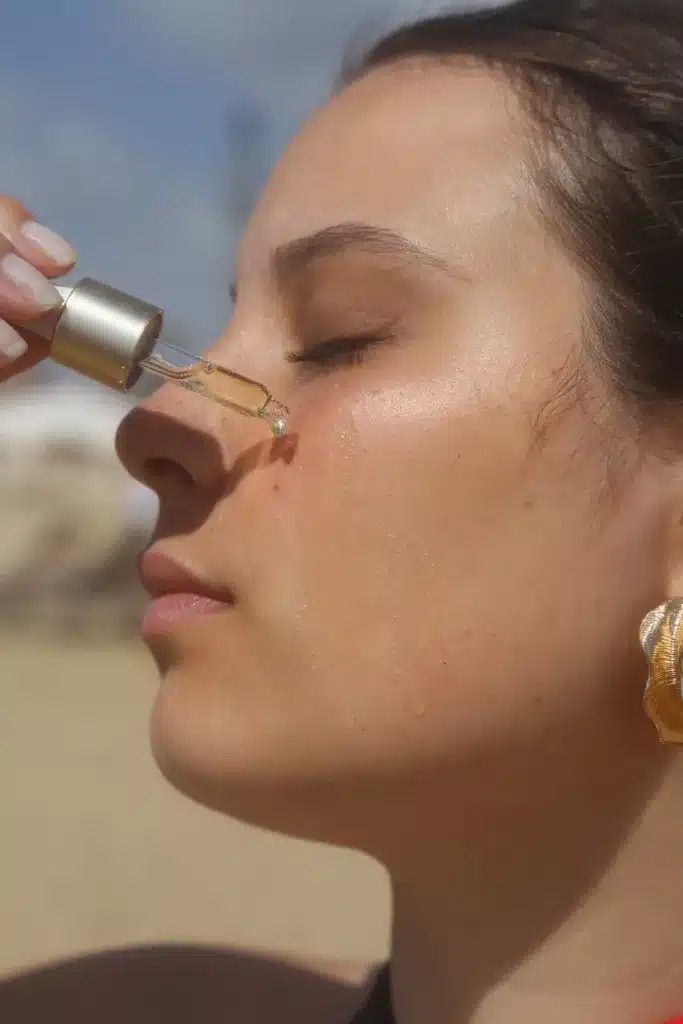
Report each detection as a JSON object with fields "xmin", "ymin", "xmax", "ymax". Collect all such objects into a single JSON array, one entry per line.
[{"xmin": 141, "ymin": 593, "xmax": 230, "ymax": 638}]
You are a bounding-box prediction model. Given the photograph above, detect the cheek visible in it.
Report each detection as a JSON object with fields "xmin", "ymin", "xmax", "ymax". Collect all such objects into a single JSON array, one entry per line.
[
  {"xmin": 281, "ymin": 374, "xmax": 440, "ymax": 535},
  {"xmin": 256, "ymin": 378, "xmax": 441, "ymax": 644},
  {"xmin": 265, "ymin": 373, "xmax": 504, "ymax": 651},
  {"xmin": 265, "ymin": 370, "xmax": 568, "ymax": 693},
  {"xmin": 285, "ymin": 369, "xmax": 463, "ymax": 477},
  {"xmin": 281, "ymin": 369, "xmax": 525, "ymax": 553}
]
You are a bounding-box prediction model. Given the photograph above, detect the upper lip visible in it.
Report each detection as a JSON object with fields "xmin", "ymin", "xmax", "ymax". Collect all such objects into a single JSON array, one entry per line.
[{"xmin": 137, "ymin": 548, "xmax": 234, "ymax": 604}]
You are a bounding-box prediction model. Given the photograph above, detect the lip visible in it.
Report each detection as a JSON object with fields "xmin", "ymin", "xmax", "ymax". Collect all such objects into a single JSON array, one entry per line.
[{"xmin": 137, "ymin": 549, "xmax": 234, "ymax": 638}]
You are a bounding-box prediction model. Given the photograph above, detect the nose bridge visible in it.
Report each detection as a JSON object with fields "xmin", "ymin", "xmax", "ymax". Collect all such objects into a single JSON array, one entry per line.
[
  {"xmin": 141, "ymin": 321, "xmax": 257, "ymax": 434},
  {"xmin": 203, "ymin": 310, "xmax": 279, "ymax": 384},
  {"xmin": 116, "ymin": 307, "xmax": 287, "ymax": 491}
]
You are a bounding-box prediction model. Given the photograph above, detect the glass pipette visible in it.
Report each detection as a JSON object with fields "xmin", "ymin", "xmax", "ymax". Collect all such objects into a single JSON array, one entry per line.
[{"xmin": 25, "ymin": 276, "xmax": 289, "ymax": 438}]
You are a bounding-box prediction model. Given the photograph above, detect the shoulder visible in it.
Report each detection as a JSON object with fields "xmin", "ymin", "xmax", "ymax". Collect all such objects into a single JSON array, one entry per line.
[{"xmin": 0, "ymin": 943, "xmax": 379, "ymax": 1023}]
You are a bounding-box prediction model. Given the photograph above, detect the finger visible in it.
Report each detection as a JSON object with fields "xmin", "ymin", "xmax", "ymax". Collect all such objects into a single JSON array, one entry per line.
[
  {"xmin": 0, "ymin": 253, "xmax": 66, "ymax": 322},
  {"xmin": 0, "ymin": 324, "xmax": 49, "ymax": 382},
  {"xmin": 0, "ymin": 197, "xmax": 74, "ymax": 320},
  {"xmin": 0, "ymin": 196, "xmax": 76, "ymax": 278}
]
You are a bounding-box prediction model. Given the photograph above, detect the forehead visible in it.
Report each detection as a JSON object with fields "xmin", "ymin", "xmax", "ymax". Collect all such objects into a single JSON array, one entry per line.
[{"xmin": 241, "ymin": 61, "xmax": 540, "ymax": 275}]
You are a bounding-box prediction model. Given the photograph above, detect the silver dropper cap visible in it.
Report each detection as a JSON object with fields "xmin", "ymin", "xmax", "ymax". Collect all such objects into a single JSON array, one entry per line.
[{"xmin": 26, "ymin": 277, "xmax": 163, "ymax": 391}]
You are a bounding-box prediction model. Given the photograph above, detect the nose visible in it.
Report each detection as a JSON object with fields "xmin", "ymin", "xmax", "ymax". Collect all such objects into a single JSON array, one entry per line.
[
  {"xmin": 115, "ymin": 381, "xmax": 228, "ymax": 499},
  {"xmin": 116, "ymin": 310, "xmax": 291, "ymax": 509},
  {"xmin": 115, "ymin": 358, "xmax": 280, "ymax": 505}
]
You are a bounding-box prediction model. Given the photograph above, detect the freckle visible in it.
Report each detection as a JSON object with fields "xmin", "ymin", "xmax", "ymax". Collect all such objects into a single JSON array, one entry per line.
[{"xmin": 524, "ymin": 499, "xmax": 533, "ymax": 509}]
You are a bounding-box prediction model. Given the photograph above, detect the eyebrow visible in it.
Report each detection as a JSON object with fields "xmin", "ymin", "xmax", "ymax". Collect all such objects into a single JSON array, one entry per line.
[
  {"xmin": 229, "ymin": 222, "xmax": 466, "ymax": 304},
  {"xmin": 273, "ymin": 222, "xmax": 466, "ymax": 285}
]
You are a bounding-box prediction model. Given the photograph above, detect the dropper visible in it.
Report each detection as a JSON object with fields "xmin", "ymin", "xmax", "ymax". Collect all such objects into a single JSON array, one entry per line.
[{"xmin": 25, "ymin": 277, "xmax": 289, "ymax": 438}]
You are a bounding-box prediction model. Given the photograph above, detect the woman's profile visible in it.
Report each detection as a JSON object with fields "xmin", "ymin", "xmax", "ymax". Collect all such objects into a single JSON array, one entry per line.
[{"xmin": 4, "ymin": 0, "xmax": 683, "ymax": 1020}]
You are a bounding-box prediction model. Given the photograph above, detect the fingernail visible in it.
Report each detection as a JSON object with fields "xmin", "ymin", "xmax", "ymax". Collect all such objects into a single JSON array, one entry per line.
[
  {"xmin": 20, "ymin": 221, "xmax": 76, "ymax": 265},
  {"xmin": 0, "ymin": 253, "xmax": 61, "ymax": 308},
  {"xmin": 0, "ymin": 320, "xmax": 28, "ymax": 363}
]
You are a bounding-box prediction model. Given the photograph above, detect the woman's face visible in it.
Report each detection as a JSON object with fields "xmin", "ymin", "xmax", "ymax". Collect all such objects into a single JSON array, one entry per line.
[{"xmin": 117, "ymin": 62, "xmax": 678, "ymax": 852}]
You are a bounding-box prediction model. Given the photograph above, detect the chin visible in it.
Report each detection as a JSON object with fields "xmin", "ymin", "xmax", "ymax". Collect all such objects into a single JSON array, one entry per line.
[
  {"xmin": 146, "ymin": 661, "xmax": 389, "ymax": 851},
  {"xmin": 149, "ymin": 718, "xmax": 364, "ymax": 848},
  {"xmin": 141, "ymin": 619, "xmax": 465, "ymax": 853}
]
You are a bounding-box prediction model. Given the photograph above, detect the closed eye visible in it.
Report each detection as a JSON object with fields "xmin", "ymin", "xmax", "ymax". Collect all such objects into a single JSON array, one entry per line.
[{"xmin": 286, "ymin": 330, "xmax": 395, "ymax": 373}]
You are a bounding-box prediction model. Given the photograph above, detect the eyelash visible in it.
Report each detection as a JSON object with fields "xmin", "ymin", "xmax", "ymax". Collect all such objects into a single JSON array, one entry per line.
[{"xmin": 286, "ymin": 330, "xmax": 394, "ymax": 373}]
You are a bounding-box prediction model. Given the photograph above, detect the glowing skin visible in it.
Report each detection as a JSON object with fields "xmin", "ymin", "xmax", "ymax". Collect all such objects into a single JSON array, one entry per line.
[{"xmin": 117, "ymin": 63, "xmax": 683, "ymax": 1024}]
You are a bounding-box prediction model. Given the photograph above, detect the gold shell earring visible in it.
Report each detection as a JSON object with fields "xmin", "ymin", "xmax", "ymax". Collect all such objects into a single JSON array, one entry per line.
[{"xmin": 639, "ymin": 598, "xmax": 683, "ymax": 744}]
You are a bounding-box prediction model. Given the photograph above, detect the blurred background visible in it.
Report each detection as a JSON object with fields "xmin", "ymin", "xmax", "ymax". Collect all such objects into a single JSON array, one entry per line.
[{"xmin": 0, "ymin": 0, "xmax": 496, "ymax": 985}]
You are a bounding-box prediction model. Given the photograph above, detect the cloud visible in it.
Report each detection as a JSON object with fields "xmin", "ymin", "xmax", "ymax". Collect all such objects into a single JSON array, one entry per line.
[
  {"xmin": 0, "ymin": 0, "xmax": 509, "ymax": 374},
  {"xmin": 109, "ymin": 0, "xmax": 502, "ymax": 80},
  {"xmin": 0, "ymin": 74, "xmax": 234, "ymax": 350},
  {"xmin": 104, "ymin": 0, "xmax": 507, "ymax": 141},
  {"xmin": 114, "ymin": 0, "xmax": 434, "ymax": 65}
]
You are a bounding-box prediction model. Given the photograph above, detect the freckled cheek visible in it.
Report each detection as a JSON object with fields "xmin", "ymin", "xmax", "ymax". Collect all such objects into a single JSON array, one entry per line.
[
  {"xmin": 281, "ymin": 379, "xmax": 367, "ymax": 473},
  {"xmin": 286, "ymin": 372, "xmax": 433, "ymax": 439},
  {"xmin": 262, "ymin": 384, "xmax": 388, "ymax": 571},
  {"xmin": 277, "ymin": 376, "xmax": 446, "ymax": 503}
]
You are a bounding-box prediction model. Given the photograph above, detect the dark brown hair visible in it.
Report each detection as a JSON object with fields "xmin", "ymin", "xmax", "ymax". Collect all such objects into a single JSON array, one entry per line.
[{"xmin": 346, "ymin": 1, "xmax": 683, "ymax": 421}]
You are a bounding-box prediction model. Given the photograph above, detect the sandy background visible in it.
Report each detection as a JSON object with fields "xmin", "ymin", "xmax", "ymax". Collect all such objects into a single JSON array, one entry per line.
[{"xmin": 0, "ymin": 634, "xmax": 390, "ymax": 979}]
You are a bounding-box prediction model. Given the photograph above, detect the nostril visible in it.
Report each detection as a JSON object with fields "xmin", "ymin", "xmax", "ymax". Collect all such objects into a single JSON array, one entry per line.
[{"xmin": 144, "ymin": 456, "xmax": 195, "ymax": 490}]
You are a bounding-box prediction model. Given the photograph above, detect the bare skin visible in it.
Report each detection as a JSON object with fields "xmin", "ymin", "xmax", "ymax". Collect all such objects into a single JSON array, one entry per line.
[{"xmin": 5, "ymin": 60, "xmax": 683, "ymax": 1024}]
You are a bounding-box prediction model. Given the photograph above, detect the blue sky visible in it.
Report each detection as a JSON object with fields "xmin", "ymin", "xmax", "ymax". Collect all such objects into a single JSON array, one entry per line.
[{"xmin": 0, "ymin": 0, "xmax": 491, "ymax": 354}]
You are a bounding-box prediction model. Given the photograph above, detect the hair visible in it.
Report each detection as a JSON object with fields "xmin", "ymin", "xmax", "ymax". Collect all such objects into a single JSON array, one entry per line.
[{"xmin": 343, "ymin": 0, "xmax": 683, "ymax": 425}]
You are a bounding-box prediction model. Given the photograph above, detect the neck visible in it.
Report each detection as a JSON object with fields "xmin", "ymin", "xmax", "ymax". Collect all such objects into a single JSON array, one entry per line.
[{"xmin": 384, "ymin": 712, "xmax": 683, "ymax": 1024}]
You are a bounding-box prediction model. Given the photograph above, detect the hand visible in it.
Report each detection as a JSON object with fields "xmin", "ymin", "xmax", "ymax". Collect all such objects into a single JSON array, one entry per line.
[{"xmin": 0, "ymin": 196, "xmax": 76, "ymax": 384}]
